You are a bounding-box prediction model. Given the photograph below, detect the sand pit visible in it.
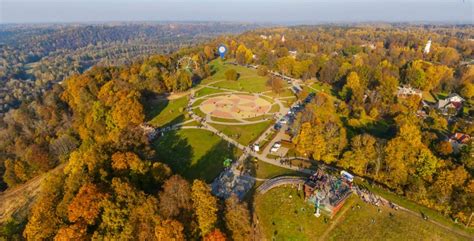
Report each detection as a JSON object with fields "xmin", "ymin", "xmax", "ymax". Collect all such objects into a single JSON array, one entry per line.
[{"xmin": 200, "ymin": 94, "xmax": 272, "ymax": 119}]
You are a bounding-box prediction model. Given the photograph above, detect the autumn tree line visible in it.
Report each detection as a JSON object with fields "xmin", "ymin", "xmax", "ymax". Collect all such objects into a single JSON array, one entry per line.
[
  {"xmin": 0, "ymin": 22, "xmax": 258, "ymax": 114},
  {"xmin": 1, "ymin": 40, "xmax": 259, "ymax": 239}
]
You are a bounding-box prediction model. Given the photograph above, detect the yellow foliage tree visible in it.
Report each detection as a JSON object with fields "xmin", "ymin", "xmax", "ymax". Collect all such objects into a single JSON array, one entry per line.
[{"xmin": 191, "ymin": 180, "xmax": 218, "ymax": 236}]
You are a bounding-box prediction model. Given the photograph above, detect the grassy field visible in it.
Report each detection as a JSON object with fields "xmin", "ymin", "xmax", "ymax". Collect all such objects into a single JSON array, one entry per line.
[
  {"xmin": 210, "ymin": 116, "xmax": 241, "ymax": 123},
  {"xmin": 422, "ymin": 90, "xmax": 436, "ymax": 102},
  {"xmin": 242, "ymin": 115, "xmax": 273, "ymax": 122},
  {"xmin": 194, "ymin": 87, "xmax": 226, "ymax": 97},
  {"xmin": 356, "ymin": 179, "xmax": 474, "ymax": 236},
  {"xmin": 309, "ymin": 81, "xmax": 335, "ymax": 94},
  {"xmin": 202, "ymin": 59, "xmax": 270, "ymax": 93},
  {"xmin": 193, "ymin": 106, "xmax": 207, "ymax": 119},
  {"xmin": 147, "ymin": 96, "xmax": 189, "ymax": 127},
  {"xmin": 266, "ymin": 88, "xmax": 295, "ymax": 98},
  {"xmin": 281, "ymin": 97, "xmax": 297, "ymax": 107},
  {"xmin": 153, "ymin": 129, "xmax": 241, "ymax": 182},
  {"xmin": 269, "ymin": 103, "xmax": 280, "ymax": 113},
  {"xmin": 255, "ymin": 186, "xmax": 329, "ymax": 240},
  {"xmin": 252, "ymin": 160, "xmax": 307, "ymax": 180},
  {"xmin": 210, "ymin": 120, "xmax": 272, "ymax": 146},
  {"xmin": 255, "ymin": 186, "xmax": 471, "ymax": 241}
]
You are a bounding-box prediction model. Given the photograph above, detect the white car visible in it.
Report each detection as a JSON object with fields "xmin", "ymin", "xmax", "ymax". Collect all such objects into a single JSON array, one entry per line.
[
  {"xmin": 279, "ymin": 118, "xmax": 287, "ymax": 124},
  {"xmin": 273, "ymin": 142, "xmax": 281, "ymax": 148},
  {"xmin": 270, "ymin": 146, "xmax": 279, "ymax": 153}
]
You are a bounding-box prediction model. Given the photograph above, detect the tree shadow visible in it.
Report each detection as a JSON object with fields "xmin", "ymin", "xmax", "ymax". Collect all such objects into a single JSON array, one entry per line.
[
  {"xmin": 192, "ymin": 73, "xmax": 203, "ymax": 87},
  {"xmin": 152, "ymin": 130, "xmax": 193, "ymax": 179},
  {"xmin": 359, "ymin": 120, "xmax": 397, "ymax": 139},
  {"xmin": 141, "ymin": 90, "xmax": 170, "ymax": 122},
  {"xmin": 342, "ymin": 117, "xmax": 396, "ymax": 140},
  {"xmin": 164, "ymin": 114, "xmax": 186, "ymax": 128},
  {"xmin": 187, "ymin": 140, "xmax": 239, "ymax": 183}
]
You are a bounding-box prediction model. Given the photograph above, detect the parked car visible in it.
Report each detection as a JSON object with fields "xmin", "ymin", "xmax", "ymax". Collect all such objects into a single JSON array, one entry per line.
[
  {"xmin": 274, "ymin": 123, "xmax": 282, "ymax": 130},
  {"xmin": 270, "ymin": 146, "xmax": 280, "ymax": 153}
]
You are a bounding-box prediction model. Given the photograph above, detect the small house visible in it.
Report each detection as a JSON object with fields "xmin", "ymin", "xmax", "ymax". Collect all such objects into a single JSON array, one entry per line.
[
  {"xmin": 397, "ymin": 86, "xmax": 422, "ymax": 99},
  {"xmin": 449, "ymin": 133, "xmax": 471, "ymax": 153},
  {"xmin": 436, "ymin": 93, "xmax": 465, "ymax": 115}
]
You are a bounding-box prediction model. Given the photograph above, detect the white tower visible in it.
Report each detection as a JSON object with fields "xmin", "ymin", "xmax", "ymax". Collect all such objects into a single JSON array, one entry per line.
[
  {"xmin": 281, "ymin": 35, "xmax": 285, "ymax": 43},
  {"xmin": 424, "ymin": 39, "xmax": 431, "ymax": 54}
]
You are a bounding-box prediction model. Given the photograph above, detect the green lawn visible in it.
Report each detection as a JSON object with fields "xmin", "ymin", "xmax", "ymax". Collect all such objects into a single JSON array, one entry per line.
[
  {"xmin": 147, "ymin": 96, "xmax": 189, "ymax": 127},
  {"xmin": 202, "ymin": 59, "xmax": 270, "ymax": 93},
  {"xmin": 242, "ymin": 114, "xmax": 272, "ymax": 122},
  {"xmin": 193, "ymin": 107, "xmax": 207, "ymax": 119},
  {"xmin": 255, "ymin": 186, "xmax": 471, "ymax": 241},
  {"xmin": 210, "ymin": 116, "xmax": 241, "ymax": 123},
  {"xmin": 253, "ymin": 160, "xmax": 307, "ymax": 180},
  {"xmin": 191, "ymin": 98, "xmax": 208, "ymax": 108},
  {"xmin": 281, "ymin": 97, "xmax": 297, "ymax": 108},
  {"xmin": 210, "ymin": 120, "xmax": 272, "ymax": 146},
  {"xmin": 152, "ymin": 129, "xmax": 241, "ymax": 182},
  {"xmin": 328, "ymin": 197, "xmax": 470, "ymax": 241},
  {"xmin": 310, "ymin": 81, "xmax": 334, "ymax": 94},
  {"xmin": 194, "ymin": 87, "xmax": 225, "ymax": 97},
  {"xmin": 265, "ymin": 88, "xmax": 294, "ymax": 98},
  {"xmin": 356, "ymin": 180, "xmax": 474, "ymax": 236},
  {"xmin": 254, "ymin": 186, "xmax": 332, "ymax": 240},
  {"xmin": 180, "ymin": 120, "xmax": 199, "ymax": 127},
  {"xmin": 269, "ymin": 103, "xmax": 280, "ymax": 113},
  {"xmin": 422, "ymin": 90, "xmax": 436, "ymax": 102}
]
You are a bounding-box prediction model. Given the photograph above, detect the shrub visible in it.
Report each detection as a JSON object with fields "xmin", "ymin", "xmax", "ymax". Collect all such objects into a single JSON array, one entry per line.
[
  {"xmin": 257, "ymin": 66, "xmax": 268, "ymax": 76},
  {"xmin": 225, "ymin": 69, "xmax": 238, "ymax": 81}
]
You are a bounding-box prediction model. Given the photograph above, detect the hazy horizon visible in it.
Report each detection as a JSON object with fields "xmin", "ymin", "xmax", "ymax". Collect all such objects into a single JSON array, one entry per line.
[{"xmin": 1, "ymin": 0, "xmax": 473, "ymax": 24}]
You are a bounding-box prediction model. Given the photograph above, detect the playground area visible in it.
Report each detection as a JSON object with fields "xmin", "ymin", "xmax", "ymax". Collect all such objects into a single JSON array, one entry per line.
[
  {"xmin": 303, "ymin": 169, "xmax": 353, "ymax": 218},
  {"xmin": 200, "ymin": 94, "xmax": 271, "ymax": 119}
]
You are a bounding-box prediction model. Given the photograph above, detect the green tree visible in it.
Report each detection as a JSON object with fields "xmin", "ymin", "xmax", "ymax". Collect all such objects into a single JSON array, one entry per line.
[
  {"xmin": 404, "ymin": 60, "xmax": 427, "ymax": 89},
  {"xmin": 225, "ymin": 69, "xmax": 238, "ymax": 81}
]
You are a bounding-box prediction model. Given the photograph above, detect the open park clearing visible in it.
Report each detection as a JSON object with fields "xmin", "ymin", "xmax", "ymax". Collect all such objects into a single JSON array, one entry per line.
[
  {"xmin": 255, "ymin": 186, "xmax": 471, "ymax": 241},
  {"xmin": 200, "ymin": 94, "xmax": 271, "ymax": 119},
  {"xmin": 145, "ymin": 59, "xmax": 473, "ymax": 240},
  {"xmin": 153, "ymin": 129, "xmax": 241, "ymax": 182}
]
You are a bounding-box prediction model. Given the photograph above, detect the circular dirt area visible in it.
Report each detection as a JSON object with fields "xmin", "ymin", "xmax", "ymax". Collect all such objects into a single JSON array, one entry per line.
[{"xmin": 200, "ymin": 94, "xmax": 272, "ymax": 119}]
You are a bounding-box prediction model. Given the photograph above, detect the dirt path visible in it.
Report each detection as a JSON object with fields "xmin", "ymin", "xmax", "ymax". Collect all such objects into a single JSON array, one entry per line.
[
  {"xmin": 319, "ymin": 197, "xmax": 357, "ymax": 240},
  {"xmin": 0, "ymin": 164, "xmax": 64, "ymax": 224}
]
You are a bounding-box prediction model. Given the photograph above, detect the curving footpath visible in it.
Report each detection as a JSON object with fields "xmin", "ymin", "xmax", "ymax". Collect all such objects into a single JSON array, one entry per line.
[{"xmin": 256, "ymin": 176, "xmax": 306, "ymax": 194}]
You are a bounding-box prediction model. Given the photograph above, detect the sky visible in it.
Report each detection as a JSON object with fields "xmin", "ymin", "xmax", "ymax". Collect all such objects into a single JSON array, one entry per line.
[{"xmin": 1, "ymin": 0, "xmax": 473, "ymax": 24}]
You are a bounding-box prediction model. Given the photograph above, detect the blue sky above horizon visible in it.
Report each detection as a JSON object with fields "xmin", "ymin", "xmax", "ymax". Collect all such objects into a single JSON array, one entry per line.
[{"xmin": 1, "ymin": 0, "xmax": 472, "ymax": 24}]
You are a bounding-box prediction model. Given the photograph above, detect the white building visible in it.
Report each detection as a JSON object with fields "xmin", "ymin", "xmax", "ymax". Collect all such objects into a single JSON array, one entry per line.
[
  {"xmin": 289, "ymin": 50, "xmax": 298, "ymax": 58},
  {"xmin": 424, "ymin": 39, "xmax": 432, "ymax": 54},
  {"xmin": 397, "ymin": 86, "xmax": 422, "ymax": 98}
]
